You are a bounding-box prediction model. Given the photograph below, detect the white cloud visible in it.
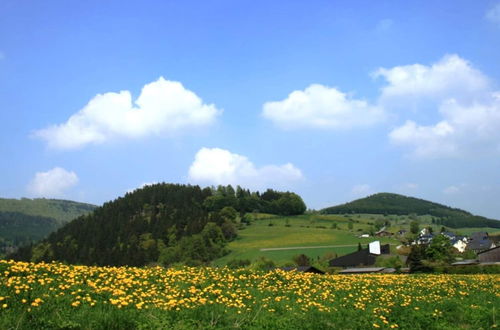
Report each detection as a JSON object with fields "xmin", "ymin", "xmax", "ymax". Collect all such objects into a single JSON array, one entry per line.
[
  {"xmin": 188, "ymin": 148, "xmax": 303, "ymax": 189},
  {"xmin": 262, "ymin": 84, "xmax": 384, "ymax": 130},
  {"xmin": 383, "ymin": 55, "xmax": 500, "ymax": 158},
  {"xmin": 28, "ymin": 167, "xmax": 79, "ymax": 198},
  {"xmin": 374, "ymin": 54, "xmax": 490, "ymax": 109},
  {"xmin": 351, "ymin": 184, "xmax": 372, "ymax": 197},
  {"xmin": 34, "ymin": 77, "xmax": 222, "ymax": 149},
  {"xmin": 486, "ymin": 3, "xmax": 500, "ymax": 25}
]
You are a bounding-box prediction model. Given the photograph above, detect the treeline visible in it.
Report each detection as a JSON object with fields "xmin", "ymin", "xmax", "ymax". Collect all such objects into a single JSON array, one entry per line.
[
  {"xmin": 204, "ymin": 185, "xmax": 306, "ymax": 216},
  {"xmin": 10, "ymin": 183, "xmax": 306, "ymax": 267},
  {"xmin": 434, "ymin": 215, "xmax": 500, "ymax": 229},
  {"xmin": 322, "ymin": 193, "xmax": 500, "ymax": 228}
]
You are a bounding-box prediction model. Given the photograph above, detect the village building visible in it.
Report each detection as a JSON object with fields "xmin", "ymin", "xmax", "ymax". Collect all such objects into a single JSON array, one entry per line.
[
  {"xmin": 329, "ymin": 241, "xmax": 390, "ymax": 268},
  {"xmin": 477, "ymin": 246, "xmax": 500, "ymax": 263},
  {"xmin": 467, "ymin": 232, "xmax": 496, "ymax": 253},
  {"xmin": 374, "ymin": 226, "xmax": 393, "ymax": 237}
]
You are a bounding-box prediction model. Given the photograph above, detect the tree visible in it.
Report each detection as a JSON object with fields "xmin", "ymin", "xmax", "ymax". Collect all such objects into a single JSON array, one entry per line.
[
  {"xmin": 220, "ymin": 206, "xmax": 238, "ymax": 223},
  {"xmin": 357, "ymin": 242, "xmax": 362, "ymax": 251},
  {"xmin": 410, "ymin": 220, "xmax": 420, "ymax": 234},
  {"xmin": 407, "ymin": 245, "xmax": 430, "ymax": 273},
  {"xmin": 293, "ymin": 254, "xmax": 311, "ymax": 267},
  {"xmin": 425, "ymin": 234, "xmax": 453, "ymax": 263}
]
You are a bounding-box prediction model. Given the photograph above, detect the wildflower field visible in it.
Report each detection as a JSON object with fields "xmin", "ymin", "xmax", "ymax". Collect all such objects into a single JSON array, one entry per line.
[{"xmin": 0, "ymin": 260, "xmax": 498, "ymax": 329}]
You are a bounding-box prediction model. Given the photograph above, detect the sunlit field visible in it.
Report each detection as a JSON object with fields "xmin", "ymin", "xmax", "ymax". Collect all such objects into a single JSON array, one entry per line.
[{"xmin": 0, "ymin": 260, "xmax": 498, "ymax": 329}]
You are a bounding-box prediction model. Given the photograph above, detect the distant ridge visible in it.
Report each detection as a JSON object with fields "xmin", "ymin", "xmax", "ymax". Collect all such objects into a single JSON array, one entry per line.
[
  {"xmin": 321, "ymin": 193, "xmax": 500, "ymax": 229},
  {"xmin": 0, "ymin": 198, "xmax": 97, "ymax": 254}
]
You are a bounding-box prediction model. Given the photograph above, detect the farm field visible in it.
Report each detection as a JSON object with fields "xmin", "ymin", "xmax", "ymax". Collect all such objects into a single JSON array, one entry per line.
[
  {"xmin": 0, "ymin": 260, "xmax": 498, "ymax": 329},
  {"xmin": 214, "ymin": 213, "xmax": 500, "ymax": 266},
  {"xmin": 215, "ymin": 214, "xmax": 409, "ymax": 265}
]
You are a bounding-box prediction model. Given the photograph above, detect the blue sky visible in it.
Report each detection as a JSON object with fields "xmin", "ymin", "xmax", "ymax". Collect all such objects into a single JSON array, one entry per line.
[{"xmin": 1, "ymin": 0, "xmax": 500, "ymax": 218}]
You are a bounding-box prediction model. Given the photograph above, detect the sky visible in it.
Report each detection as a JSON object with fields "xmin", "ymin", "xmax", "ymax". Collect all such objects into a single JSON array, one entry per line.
[{"xmin": 1, "ymin": 1, "xmax": 500, "ymax": 218}]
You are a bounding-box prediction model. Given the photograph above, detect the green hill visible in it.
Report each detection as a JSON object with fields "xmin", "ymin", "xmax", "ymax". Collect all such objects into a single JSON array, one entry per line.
[
  {"xmin": 8, "ymin": 184, "xmax": 306, "ymax": 267},
  {"xmin": 0, "ymin": 198, "xmax": 97, "ymax": 255},
  {"xmin": 0, "ymin": 198, "xmax": 96, "ymax": 225},
  {"xmin": 321, "ymin": 193, "xmax": 500, "ymax": 229}
]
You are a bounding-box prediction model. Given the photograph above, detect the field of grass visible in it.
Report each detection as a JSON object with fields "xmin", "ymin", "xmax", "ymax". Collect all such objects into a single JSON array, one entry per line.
[
  {"xmin": 0, "ymin": 260, "xmax": 498, "ymax": 329},
  {"xmin": 215, "ymin": 213, "xmax": 500, "ymax": 266},
  {"xmin": 214, "ymin": 214, "xmax": 402, "ymax": 265}
]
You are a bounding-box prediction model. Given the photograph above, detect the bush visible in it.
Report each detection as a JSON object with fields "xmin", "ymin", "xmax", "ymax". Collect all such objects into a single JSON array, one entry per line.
[{"xmin": 226, "ymin": 259, "xmax": 251, "ymax": 269}]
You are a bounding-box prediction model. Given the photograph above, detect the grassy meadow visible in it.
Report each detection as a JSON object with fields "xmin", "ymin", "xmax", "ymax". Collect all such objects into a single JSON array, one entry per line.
[
  {"xmin": 0, "ymin": 260, "xmax": 498, "ymax": 329},
  {"xmin": 215, "ymin": 214, "xmax": 409, "ymax": 266}
]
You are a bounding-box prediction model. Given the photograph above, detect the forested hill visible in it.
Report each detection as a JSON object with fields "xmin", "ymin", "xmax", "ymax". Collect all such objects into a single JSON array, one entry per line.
[
  {"xmin": 321, "ymin": 193, "xmax": 500, "ymax": 228},
  {"xmin": 0, "ymin": 198, "xmax": 96, "ymax": 225},
  {"xmin": 9, "ymin": 183, "xmax": 306, "ymax": 267},
  {"xmin": 0, "ymin": 198, "xmax": 96, "ymax": 255}
]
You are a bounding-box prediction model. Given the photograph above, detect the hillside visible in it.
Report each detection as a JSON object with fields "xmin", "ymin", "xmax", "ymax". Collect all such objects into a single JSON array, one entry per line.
[
  {"xmin": 321, "ymin": 193, "xmax": 500, "ymax": 229},
  {"xmin": 9, "ymin": 184, "xmax": 306, "ymax": 266},
  {"xmin": 0, "ymin": 198, "xmax": 97, "ymax": 255},
  {"xmin": 0, "ymin": 198, "xmax": 96, "ymax": 224}
]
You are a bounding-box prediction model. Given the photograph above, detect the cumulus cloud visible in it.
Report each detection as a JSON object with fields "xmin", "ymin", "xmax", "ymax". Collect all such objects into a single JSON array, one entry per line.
[
  {"xmin": 34, "ymin": 77, "xmax": 221, "ymax": 149},
  {"xmin": 188, "ymin": 148, "xmax": 303, "ymax": 189},
  {"xmin": 382, "ymin": 55, "xmax": 500, "ymax": 158},
  {"xmin": 374, "ymin": 54, "xmax": 490, "ymax": 109},
  {"xmin": 486, "ymin": 3, "xmax": 500, "ymax": 25},
  {"xmin": 262, "ymin": 84, "xmax": 384, "ymax": 130},
  {"xmin": 28, "ymin": 167, "xmax": 79, "ymax": 198}
]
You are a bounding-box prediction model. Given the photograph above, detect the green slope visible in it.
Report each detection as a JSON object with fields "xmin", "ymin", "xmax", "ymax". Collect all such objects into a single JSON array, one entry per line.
[
  {"xmin": 0, "ymin": 198, "xmax": 97, "ymax": 255},
  {"xmin": 213, "ymin": 214, "xmax": 400, "ymax": 266},
  {"xmin": 321, "ymin": 193, "xmax": 500, "ymax": 228},
  {"xmin": 0, "ymin": 198, "xmax": 96, "ymax": 225}
]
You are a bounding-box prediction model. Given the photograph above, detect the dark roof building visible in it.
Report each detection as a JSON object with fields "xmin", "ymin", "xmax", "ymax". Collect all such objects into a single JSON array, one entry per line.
[
  {"xmin": 467, "ymin": 232, "xmax": 496, "ymax": 252},
  {"xmin": 329, "ymin": 244, "xmax": 390, "ymax": 268},
  {"xmin": 478, "ymin": 246, "xmax": 500, "ymax": 263},
  {"xmin": 375, "ymin": 226, "xmax": 393, "ymax": 237}
]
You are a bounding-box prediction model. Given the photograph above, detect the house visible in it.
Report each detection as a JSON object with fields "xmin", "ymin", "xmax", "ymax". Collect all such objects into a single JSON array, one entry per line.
[
  {"xmin": 451, "ymin": 236, "xmax": 468, "ymax": 253},
  {"xmin": 441, "ymin": 232, "xmax": 456, "ymax": 240},
  {"xmin": 329, "ymin": 241, "xmax": 390, "ymax": 268},
  {"xmin": 280, "ymin": 266, "xmax": 325, "ymax": 274},
  {"xmin": 416, "ymin": 234, "xmax": 434, "ymax": 245},
  {"xmin": 358, "ymin": 234, "xmax": 370, "ymax": 238},
  {"xmin": 467, "ymin": 232, "xmax": 496, "ymax": 253},
  {"xmin": 420, "ymin": 228, "xmax": 431, "ymax": 236},
  {"xmin": 375, "ymin": 226, "xmax": 393, "ymax": 237},
  {"xmin": 477, "ymin": 246, "xmax": 500, "ymax": 263},
  {"xmin": 338, "ymin": 267, "xmax": 396, "ymax": 274}
]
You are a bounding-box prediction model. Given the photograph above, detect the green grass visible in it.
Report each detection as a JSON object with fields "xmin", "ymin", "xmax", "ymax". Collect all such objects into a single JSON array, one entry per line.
[
  {"xmin": 215, "ymin": 214, "xmax": 401, "ymax": 265},
  {"xmin": 0, "ymin": 260, "xmax": 498, "ymax": 329},
  {"xmin": 215, "ymin": 213, "xmax": 500, "ymax": 266}
]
